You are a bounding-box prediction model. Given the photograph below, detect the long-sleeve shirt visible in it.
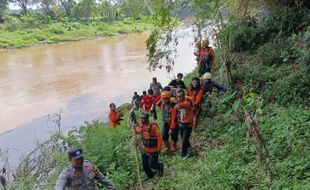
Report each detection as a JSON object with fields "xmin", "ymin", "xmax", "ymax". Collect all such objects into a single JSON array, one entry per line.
[
  {"xmin": 55, "ymin": 161, "xmax": 116, "ymax": 190},
  {"xmin": 150, "ymin": 82, "xmax": 163, "ymax": 96},
  {"xmin": 187, "ymin": 88, "xmax": 204, "ymax": 106},
  {"xmin": 139, "ymin": 95, "xmax": 153, "ymax": 112},
  {"xmin": 202, "ymin": 81, "xmax": 227, "ymax": 94},
  {"xmin": 108, "ymin": 110, "xmax": 122, "ymax": 128}
]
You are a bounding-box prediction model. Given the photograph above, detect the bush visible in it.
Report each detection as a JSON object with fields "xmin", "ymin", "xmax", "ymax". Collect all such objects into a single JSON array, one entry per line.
[
  {"xmin": 228, "ymin": 6, "xmax": 310, "ymax": 52},
  {"xmin": 3, "ymin": 14, "xmax": 21, "ymax": 32},
  {"xmin": 228, "ymin": 17, "xmax": 261, "ymax": 52},
  {"xmin": 48, "ymin": 24, "xmax": 66, "ymax": 34},
  {"xmin": 264, "ymin": 63, "xmax": 310, "ymax": 106}
]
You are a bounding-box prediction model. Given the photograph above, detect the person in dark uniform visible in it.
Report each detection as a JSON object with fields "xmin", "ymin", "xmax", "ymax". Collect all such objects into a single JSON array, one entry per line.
[{"xmin": 55, "ymin": 148, "xmax": 116, "ymax": 190}]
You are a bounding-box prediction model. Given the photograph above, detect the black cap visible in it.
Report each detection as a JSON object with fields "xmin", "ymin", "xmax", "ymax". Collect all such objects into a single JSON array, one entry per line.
[{"xmin": 68, "ymin": 148, "xmax": 83, "ymax": 160}]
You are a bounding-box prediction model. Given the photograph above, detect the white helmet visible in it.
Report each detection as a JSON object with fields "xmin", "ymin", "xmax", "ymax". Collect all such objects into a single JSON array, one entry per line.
[{"xmin": 201, "ymin": 72, "xmax": 212, "ymax": 80}]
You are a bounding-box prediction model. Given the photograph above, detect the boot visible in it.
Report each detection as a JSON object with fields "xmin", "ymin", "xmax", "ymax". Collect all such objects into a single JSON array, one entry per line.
[
  {"xmin": 163, "ymin": 141, "xmax": 170, "ymax": 152},
  {"xmin": 171, "ymin": 141, "xmax": 177, "ymax": 152}
]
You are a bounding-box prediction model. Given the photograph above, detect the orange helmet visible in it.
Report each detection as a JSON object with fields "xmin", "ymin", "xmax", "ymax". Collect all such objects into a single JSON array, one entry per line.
[{"xmin": 161, "ymin": 91, "xmax": 171, "ymax": 99}]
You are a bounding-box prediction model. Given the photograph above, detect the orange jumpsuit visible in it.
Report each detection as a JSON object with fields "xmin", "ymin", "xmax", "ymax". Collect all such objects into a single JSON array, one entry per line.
[{"xmin": 108, "ymin": 110, "xmax": 122, "ymax": 128}]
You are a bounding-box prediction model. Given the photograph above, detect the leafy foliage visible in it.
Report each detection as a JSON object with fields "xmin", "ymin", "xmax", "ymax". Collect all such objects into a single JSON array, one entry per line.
[{"xmin": 227, "ymin": 5, "xmax": 310, "ymax": 52}]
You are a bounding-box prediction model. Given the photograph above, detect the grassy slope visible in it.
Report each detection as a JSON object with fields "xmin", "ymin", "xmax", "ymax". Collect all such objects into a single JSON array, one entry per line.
[{"xmin": 0, "ymin": 18, "xmax": 154, "ymax": 49}]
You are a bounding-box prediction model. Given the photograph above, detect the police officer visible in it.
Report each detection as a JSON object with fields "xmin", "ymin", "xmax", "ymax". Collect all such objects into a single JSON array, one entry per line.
[
  {"xmin": 55, "ymin": 148, "xmax": 116, "ymax": 190},
  {"xmin": 133, "ymin": 112, "xmax": 164, "ymax": 181}
]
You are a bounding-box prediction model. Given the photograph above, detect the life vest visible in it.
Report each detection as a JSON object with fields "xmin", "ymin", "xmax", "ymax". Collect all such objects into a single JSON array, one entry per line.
[
  {"xmin": 177, "ymin": 99, "xmax": 192, "ymax": 124},
  {"xmin": 188, "ymin": 88, "xmax": 204, "ymax": 106},
  {"xmin": 160, "ymin": 102, "xmax": 175, "ymax": 123},
  {"xmin": 141, "ymin": 123, "xmax": 158, "ymax": 148},
  {"xmin": 198, "ymin": 48, "xmax": 210, "ymax": 65}
]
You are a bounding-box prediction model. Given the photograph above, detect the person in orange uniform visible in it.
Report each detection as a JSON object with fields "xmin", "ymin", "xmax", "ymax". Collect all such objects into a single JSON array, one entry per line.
[
  {"xmin": 108, "ymin": 103, "xmax": 123, "ymax": 128},
  {"xmin": 197, "ymin": 39, "xmax": 215, "ymax": 77},
  {"xmin": 175, "ymin": 89, "xmax": 193, "ymax": 158},
  {"xmin": 157, "ymin": 91, "xmax": 177, "ymax": 152},
  {"xmin": 139, "ymin": 89, "xmax": 154, "ymax": 112},
  {"xmin": 187, "ymin": 77, "xmax": 204, "ymax": 129},
  {"xmin": 133, "ymin": 112, "xmax": 164, "ymax": 181}
]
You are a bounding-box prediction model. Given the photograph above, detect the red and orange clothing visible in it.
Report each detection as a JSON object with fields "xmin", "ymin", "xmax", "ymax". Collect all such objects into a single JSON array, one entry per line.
[
  {"xmin": 139, "ymin": 95, "xmax": 153, "ymax": 112},
  {"xmin": 196, "ymin": 47, "xmax": 215, "ymax": 66},
  {"xmin": 176, "ymin": 99, "xmax": 192, "ymax": 125},
  {"xmin": 134, "ymin": 122, "xmax": 162, "ymax": 153},
  {"xmin": 152, "ymin": 95, "xmax": 161, "ymax": 107},
  {"xmin": 108, "ymin": 110, "xmax": 122, "ymax": 128},
  {"xmin": 158, "ymin": 100, "xmax": 177, "ymax": 129},
  {"xmin": 187, "ymin": 88, "xmax": 204, "ymax": 107}
]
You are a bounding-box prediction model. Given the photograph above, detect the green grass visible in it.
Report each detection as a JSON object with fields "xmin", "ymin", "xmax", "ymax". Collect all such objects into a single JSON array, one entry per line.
[
  {"xmin": 0, "ymin": 18, "xmax": 154, "ymax": 49},
  {"xmin": 138, "ymin": 97, "xmax": 310, "ymax": 190}
]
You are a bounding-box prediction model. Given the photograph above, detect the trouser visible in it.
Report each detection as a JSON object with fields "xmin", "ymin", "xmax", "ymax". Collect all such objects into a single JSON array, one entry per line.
[
  {"xmin": 142, "ymin": 152, "xmax": 163, "ymax": 178},
  {"xmin": 162, "ymin": 122, "xmax": 179, "ymax": 141},
  {"xmin": 198, "ymin": 62, "xmax": 211, "ymax": 77},
  {"xmin": 179, "ymin": 123, "xmax": 192, "ymax": 157},
  {"xmin": 162, "ymin": 122, "xmax": 170, "ymax": 141},
  {"xmin": 192, "ymin": 107, "xmax": 201, "ymax": 129}
]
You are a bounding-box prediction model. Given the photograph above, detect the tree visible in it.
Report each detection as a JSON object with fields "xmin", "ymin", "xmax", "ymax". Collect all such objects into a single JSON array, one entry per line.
[
  {"xmin": 98, "ymin": 0, "xmax": 115, "ymax": 20},
  {"xmin": 72, "ymin": 0, "xmax": 96, "ymax": 20},
  {"xmin": 33, "ymin": 0, "xmax": 56, "ymax": 16},
  {"xmin": 0, "ymin": 0, "xmax": 7, "ymax": 22},
  {"xmin": 121, "ymin": 0, "xmax": 151, "ymax": 19},
  {"xmin": 147, "ymin": 0, "xmax": 236, "ymax": 86},
  {"xmin": 59, "ymin": 0, "xmax": 75, "ymax": 17},
  {"xmin": 8, "ymin": 0, "xmax": 31, "ymax": 13}
]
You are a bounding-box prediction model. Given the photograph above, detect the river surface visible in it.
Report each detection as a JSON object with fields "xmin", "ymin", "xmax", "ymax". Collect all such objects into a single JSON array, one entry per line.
[{"xmin": 0, "ymin": 27, "xmax": 196, "ymax": 165}]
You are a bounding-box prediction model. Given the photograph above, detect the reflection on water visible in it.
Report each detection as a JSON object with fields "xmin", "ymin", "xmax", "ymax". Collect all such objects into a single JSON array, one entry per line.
[{"xmin": 0, "ymin": 28, "xmax": 196, "ymax": 165}]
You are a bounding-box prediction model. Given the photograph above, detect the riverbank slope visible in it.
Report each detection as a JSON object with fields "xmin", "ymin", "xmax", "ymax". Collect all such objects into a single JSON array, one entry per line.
[{"xmin": 0, "ymin": 17, "xmax": 154, "ymax": 49}]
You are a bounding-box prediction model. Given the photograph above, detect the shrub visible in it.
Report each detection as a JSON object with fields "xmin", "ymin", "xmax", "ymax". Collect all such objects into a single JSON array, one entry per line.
[
  {"xmin": 228, "ymin": 6, "xmax": 310, "ymax": 52},
  {"xmin": 48, "ymin": 24, "xmax": 66, "ymax": 34}
]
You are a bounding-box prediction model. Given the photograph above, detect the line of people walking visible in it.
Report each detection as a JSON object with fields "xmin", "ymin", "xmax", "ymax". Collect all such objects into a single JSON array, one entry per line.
[
  {"xmin": 55, "ymin": 38, "xmax": 227, "ymax": 189},
  {"xmin": 126, "ymin": 72, "xmax": 226, "ymax": 182}
]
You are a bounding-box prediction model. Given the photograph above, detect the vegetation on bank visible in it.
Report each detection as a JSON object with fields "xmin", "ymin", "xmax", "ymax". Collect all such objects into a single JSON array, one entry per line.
[
  {"xmin": 0, "ymin": 16, "xmax": 154, "ymax": 49},
  {"xmin": 0, "ymin": 0, "xmax": 155, "ymax": 49}
]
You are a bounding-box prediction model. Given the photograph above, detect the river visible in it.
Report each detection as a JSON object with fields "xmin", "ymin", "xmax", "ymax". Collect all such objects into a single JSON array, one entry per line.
[{"xmin": 0, "ymin": 27, "xmax": 196, "ymax": 166}]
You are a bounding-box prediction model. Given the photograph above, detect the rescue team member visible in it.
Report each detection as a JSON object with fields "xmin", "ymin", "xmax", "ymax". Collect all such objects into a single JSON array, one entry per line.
[
  {"xmin": 55, "ymin": 148, "xmax": 116, "ymax": 190},
  {"xmin": 187, "ymin": 77, "xmax": 204, "ymax": 129},
  {"xmin": 200, "ymin": 72, "xmax": 227, "ymax": 94},
  {"xmin": 197, "ymin": 39, "xmax": 215, "ymax": 77},
  {"xmin": 157, "ymin": 91, "xmax": 178, "ymax": 152},
  {"xmin": 169, "ymin": 73, "xmax": 187, "ymax": 89},
  {"xmin": 108, "ymin": 103, "xmax": 123, "ymax": 128},
  {"xmin": 149, "ymin": 89, "xmax": 159, "ymax": 120},
  {"xmin": 133, "ymin": 112, "xmax": 164, "ymax": 181},
  {"xmin": 150, "ymin": 77, "xmax": 163, "ymax": 97},
  {"xmin": 175, "ymin": 89, "xmax": 193, "ymax": 158},
  {"xmin": 139, "ymin": 89, "xmax": 154, "ymax": 112}
]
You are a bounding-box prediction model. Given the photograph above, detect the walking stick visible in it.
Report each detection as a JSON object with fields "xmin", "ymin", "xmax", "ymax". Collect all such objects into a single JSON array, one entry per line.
[{"xmin": 128, "ymin": 109, "xmax": 143, "ymax": 190}]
